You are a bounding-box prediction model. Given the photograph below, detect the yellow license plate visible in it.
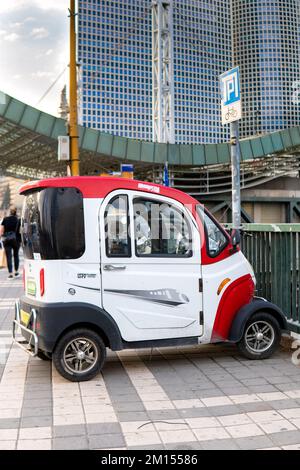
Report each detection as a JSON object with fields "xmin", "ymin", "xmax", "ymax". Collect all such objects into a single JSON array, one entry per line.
[{"xmin": 20, "ymin": 309, "xmax": 30, "ymax": 326}]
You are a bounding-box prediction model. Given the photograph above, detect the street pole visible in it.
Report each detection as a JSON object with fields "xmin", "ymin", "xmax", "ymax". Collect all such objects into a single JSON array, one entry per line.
[
  {"xmin": 230, "ymin": 121, "xmax": 241, "ymax": 229},
  {"xmin": 69, "ymin": 0, "xmax": 79, "ymax": 176}
]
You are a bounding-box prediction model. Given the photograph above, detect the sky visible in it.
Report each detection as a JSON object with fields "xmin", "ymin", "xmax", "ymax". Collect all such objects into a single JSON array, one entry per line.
[{"xmin": 0, "ymin": 0, "xmax": 69, "ymax": 116}]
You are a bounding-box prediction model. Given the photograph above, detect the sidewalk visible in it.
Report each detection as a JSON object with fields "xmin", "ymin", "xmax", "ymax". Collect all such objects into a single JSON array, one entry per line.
[{"xmin": 0, "ymin": 266, "xmax": 300, "ymax": 450}]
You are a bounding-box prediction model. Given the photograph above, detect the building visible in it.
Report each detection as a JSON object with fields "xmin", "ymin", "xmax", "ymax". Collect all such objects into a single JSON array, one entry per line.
[
  {"xmin": 77, "ymin": 0, "xmax": 231, "ymax": 144},
  {"xmin": 232, "ymin": 0, "xmax": 300, "ymax": 138}
]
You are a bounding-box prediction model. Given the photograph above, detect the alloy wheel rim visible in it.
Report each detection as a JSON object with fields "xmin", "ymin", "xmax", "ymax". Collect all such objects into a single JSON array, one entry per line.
[
  {"xmin": 245, "ymin": 320, "xmax": 275, "ymax": 353},
  {"xmin": 63, "ymin": 337, "xmax": 98, "ymax": 374}
]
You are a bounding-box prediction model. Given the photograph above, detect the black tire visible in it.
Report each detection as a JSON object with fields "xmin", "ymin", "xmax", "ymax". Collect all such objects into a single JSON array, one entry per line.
[
  {"xmin": 237, "ymin": 311, "xmax": 281, "ymax": 360},
  {"xmin": 37, "ymin": 350, "xmax": 51, "ymax": 361},
  {"xmin": 53, "ymin": 328, "xmax": 106, "ymax": 382}
]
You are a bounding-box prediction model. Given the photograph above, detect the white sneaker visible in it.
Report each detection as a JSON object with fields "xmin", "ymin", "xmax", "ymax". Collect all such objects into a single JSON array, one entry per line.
[{"xmin": 14, "ymin": 272, "xmax": 20, "ymax": 278}]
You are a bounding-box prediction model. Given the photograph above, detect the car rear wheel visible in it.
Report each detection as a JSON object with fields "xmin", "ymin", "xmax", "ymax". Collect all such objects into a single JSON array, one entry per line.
[
  {"xmin": 53, "ymin": 328, "xmax": 106, "ymax": 382},
  {"xmin": 237, "ymin": 312, "xmax": 281, "ymax": 360}
]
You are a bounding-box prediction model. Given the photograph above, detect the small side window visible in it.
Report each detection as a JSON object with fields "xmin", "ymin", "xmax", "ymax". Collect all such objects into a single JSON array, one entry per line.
[
  {"xmin": 197, "ymin": 206, "xmax": 228, "ymax": 257},
  {"xmin": 105, "ymin": 195, "xmax": 131, "ymax": 257}
]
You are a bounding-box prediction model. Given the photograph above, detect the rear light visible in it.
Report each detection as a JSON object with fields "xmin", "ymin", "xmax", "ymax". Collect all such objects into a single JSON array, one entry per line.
[{"xmin": 40, "ymin": 269, "xmax": 45, "ymax": 297}]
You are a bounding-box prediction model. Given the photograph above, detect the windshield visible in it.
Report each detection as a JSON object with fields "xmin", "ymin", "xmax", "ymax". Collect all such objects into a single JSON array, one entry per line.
[{"xmin": 21, "ymin": 187, "xmax": 85, "ymax": 260}]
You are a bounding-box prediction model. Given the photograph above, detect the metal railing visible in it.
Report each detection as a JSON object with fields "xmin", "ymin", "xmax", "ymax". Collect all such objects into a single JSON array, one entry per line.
[{"xmin": 225, "ymin": 224, "xmax": 300, "ymax": 334}]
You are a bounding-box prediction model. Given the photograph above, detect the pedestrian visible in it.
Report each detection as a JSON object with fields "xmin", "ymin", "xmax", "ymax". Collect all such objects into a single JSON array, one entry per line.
[{"xmin": 0, "ymin": 207, "xmax": 21, "ymax": 279}]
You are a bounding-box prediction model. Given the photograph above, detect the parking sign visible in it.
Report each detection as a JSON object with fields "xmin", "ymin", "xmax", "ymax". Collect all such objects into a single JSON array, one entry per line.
[{"xmin": 220, "ymin": 67, "xmax": 242, "ymax": 125}]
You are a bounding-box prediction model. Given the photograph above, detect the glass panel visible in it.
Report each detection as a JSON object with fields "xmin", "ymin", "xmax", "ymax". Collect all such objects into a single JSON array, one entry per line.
[
  {"xmin": 134, "ymin": 198, "xmax": 192, "ymax": 257},
  {"xmin": 105, "ymin": 195, "xmax": 130, "ymax": 257},
  {"xmin": 197, "ymin": 206, "xmax": 228, "ymax": 257},
  {"xmin": 21, "ymin": 188, "xmax": 85, "ymax": 260}
]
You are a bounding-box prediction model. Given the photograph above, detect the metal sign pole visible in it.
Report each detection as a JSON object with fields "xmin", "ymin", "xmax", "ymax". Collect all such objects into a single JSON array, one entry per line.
[
  {"xmin": 220, "ymin": 65, "xmax": 242, "ymax": 230},
  {"xmin": 230, "ymin": 121, "xmax": 241, "ymax": 229}
]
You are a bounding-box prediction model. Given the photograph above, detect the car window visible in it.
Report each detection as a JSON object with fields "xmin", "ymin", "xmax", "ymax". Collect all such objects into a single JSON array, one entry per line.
[
  {"xmin": 105, "ymin": 195, "xmax": 131, "ymax": 257},
  {"xmin": 133, "ymin": 198, "xmax": 192, "ymax": 257},
  {"xmin": 197, "ymin": 206, "xmax": 228, "ymax": 257}
]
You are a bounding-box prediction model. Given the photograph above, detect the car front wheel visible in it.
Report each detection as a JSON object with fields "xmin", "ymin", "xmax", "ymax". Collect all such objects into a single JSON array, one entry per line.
[
  {"xmin": 237, "ymin": 312, "xmax": 281, "ymax": 360},
  {"xmin": 53, "ymin": 328, "xmax": 106, "ymax": 382}
]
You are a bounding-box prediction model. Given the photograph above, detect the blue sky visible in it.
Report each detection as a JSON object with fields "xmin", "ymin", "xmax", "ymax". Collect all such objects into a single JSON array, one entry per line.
[{"xmin": 0, "ymin": 1, "xmax": 69, "ymax": 116}]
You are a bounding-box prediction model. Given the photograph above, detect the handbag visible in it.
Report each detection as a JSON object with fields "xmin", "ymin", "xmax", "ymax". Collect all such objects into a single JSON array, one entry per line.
[
  {"xmin": 2, "ymin": 231, "xmax": 16, "ymax": 243},
  {"xmin": 0, "ymin": 247, "xmax": 7, "ymax": 268}
]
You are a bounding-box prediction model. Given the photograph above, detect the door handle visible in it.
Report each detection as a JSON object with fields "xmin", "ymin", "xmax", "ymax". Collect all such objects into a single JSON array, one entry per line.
[{"xmin": 103, "ymin": 264, "xmax": 126, "ymax": 271}]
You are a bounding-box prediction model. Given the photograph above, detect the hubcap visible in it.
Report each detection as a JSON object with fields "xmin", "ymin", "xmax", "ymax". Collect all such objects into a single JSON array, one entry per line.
[
  {"xmin": 63, "ymin": 337, "xmax": 98, "ymax": 374},
  {"xmin": 245, "ymin": 320, "xmax": 275, "ymax": 353}
]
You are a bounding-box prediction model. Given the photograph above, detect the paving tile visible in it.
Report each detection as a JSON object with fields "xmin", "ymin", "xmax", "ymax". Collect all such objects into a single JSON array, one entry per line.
[
  {"xmin": 200, "ymin": 438, "xmax": 239, "ymax": 450},
  {"xmin": 117, "ymin": 411, "xmax": 150, "ymax": 422},
  {"xmin": 258, "ymin": 419, "xmax": 297, "ymax": 434},
  {"xmin": 173, "ymin": 399, "xmax": 203, "ymax": 409},
  {"xmin": 282, "ymin": 444, "xmax": 300, "ymax": 450},
  {"xmin": 247, "ymin": 410, "xmax": 282, "ymax": 424},
  {"xmin": 124, "ymin": 431, "xmax": 161, "ymax": 447},
  {"xmin": 159, "ymin": 429, "xmax": 196, "ymax": 444},
  {"xmin": 53, "ymin": 436, "xmax": 89, "ymax": 450},
  {"xmin": 290, "ymin": 418, "xmax": 300, "ymax": 429},
  {"xmin": 268, "ymin": 430, "xmax": 300, "ymax": 447},
  {"xmin": 178, "ymin": 408, "xmax": 211, "ymax": 419},
  {"xmin": 113, "ymin": 402, "xmax": 146, "ymax": 412},
  {"xmin": 153, "ymin": 420, "xmax": 189, "ymax": 432},
  {"xmin": 19, "ymin": 427, "xmax": 52, "ymax": 439},
  {"xmin": 144, "ymin": 401, "xmax": 175, "ymax": 411},
  {"xmin": 120, "ymin": 421, "xmax": 155, "ymax": 433},
  {"xmin": 53, "ymin": 424, "xmax": 86, "ymax": 437},
  {"xmin": 0, "ymin": 428, "xmax": 18, "ymax": 440},
  {"xmin": 53, "ymin": 414, "xmax": 85, "ymax": 426},
  {"xmin": 217, "ymin": 413, "xmax": 253, "ymax": 427},
  {"xmin": 185, "ymin": 416, "xmax": 220, "ymax": 429},
  {"xmin": 17, "ymin": 439, "xmax": 52, "ymax": 450},
  {"xmin": 0, "ymin": 441, "xmax": 16, "ymax": 450},
  {"xmin": 235, "ymin": 435, "xmax": 276, "ymax": 450},
  {"xmin": 87, "ymin": 422, "xmax": 122, "ymax": 435},
  {"xmin": 226, "ymin": 423, "xmax": 265, "ymax": 438},
  {"xmin": 207, "ymin": 405, "xmax": 242, "ymax": 417},
  {"xmin": 20, "ymin": 416, "xmax": 52, "ymax": 428},
  {"xmin": 193, "ymin": 427, "xmax": 230, "ymax": 442},
  {"xmin": 0, "ymin": 418, "xmax": 20, "ymax": 429},
  {"xmin": 85, "ymin": 413, "xmax": 117, "ymax": 424}
]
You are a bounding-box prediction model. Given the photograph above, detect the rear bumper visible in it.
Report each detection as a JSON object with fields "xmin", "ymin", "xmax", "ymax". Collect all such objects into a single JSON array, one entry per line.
[
  {"xmin": 13, "ymin": 296, "xmax": 124, "ymax": 353},
  {"xmin": 12, "ymin": 300, "xmax": 39, "ymax": 356}
]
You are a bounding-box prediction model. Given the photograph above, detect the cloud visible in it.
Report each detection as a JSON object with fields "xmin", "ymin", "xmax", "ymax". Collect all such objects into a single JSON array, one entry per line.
[
  {"xmin": 4, "ymin": 33, "xmax": 20, "ymax": 42},
  {"xmin": 31, "ymin": 71, "xmax": 55, "ymax": 79},
  {"xmin": 9, "ymin": 22, "xmax": 23, "ymax": 28},
  {"xmin": 0, "ymin": 1, "xmax": 69, "ymax": 116},
  {"xmin": 30, "ymin": 27, "xmax": 49, "ymax": 39},
  {"xmin": 0, "ymin": 1, "xmax": 68, "ymax": 15}
]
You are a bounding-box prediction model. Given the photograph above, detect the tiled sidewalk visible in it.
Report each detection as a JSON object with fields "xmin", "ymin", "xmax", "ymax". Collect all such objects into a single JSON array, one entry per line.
[{"xmin": 0, "ymin": 267, "xmax": 300, "ymax": 450}]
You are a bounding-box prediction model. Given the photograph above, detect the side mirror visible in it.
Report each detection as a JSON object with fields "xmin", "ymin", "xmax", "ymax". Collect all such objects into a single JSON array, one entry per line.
[{"xmin": 231, "ymin": 229, "xmax": 241, "ymax": 248}]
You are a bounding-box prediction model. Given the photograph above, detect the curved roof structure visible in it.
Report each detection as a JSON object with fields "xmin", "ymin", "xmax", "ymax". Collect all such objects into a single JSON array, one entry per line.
[{"xmin": 0, "ymin": 90, "xmax": 299, "ymax": 194}]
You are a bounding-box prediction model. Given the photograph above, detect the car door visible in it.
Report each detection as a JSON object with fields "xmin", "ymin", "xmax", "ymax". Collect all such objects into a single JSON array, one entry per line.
[{"xmin": 99, "ymin": 189, "xmax": 203, "ymax": 343}]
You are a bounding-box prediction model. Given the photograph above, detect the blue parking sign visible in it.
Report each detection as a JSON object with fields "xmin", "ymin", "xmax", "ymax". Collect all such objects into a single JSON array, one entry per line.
[{"xmin": 220, "ymin": 67, "xmax": 241, "ymax": 106}]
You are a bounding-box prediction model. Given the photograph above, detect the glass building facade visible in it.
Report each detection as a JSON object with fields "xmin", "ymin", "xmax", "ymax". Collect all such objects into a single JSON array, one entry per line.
[
  {"xmin": 232, "ymin": 0, "xmax": 300, "ymax": 138},
  {"xmin": 77, "ymin": 0, "xmax": 231, "ymax": 144}
]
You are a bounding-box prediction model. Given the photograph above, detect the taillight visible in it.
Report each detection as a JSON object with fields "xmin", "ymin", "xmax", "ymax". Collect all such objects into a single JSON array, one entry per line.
[{"xmin": 40, "ymin": 269, "xmax": 45, "ymax": 297}]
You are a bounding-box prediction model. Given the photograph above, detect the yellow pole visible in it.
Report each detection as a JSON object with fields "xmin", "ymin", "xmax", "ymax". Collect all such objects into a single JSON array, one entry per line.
[{"xmin": 69, "ymin": 0, "xmax": 79, "ymax": 176}]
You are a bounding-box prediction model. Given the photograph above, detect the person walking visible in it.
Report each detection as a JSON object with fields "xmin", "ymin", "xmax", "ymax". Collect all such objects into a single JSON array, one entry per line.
[{"xmin": 0, "ymin": 207, "xmax": 21, "ymax": 279}]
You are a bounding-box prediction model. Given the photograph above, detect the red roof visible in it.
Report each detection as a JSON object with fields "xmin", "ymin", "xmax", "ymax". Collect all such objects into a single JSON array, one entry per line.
[{"xmin": 19, "ymin": 176, "xmax": 200, "ymax": 207}]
